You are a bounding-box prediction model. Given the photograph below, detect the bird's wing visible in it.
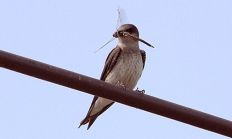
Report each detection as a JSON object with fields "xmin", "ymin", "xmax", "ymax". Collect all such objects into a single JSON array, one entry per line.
[
  {"xmin": 100, "ymin": 46, "xmax": 122, "ymax": 80},
  {"xmin": 79, "ymin": 47, "xmax": 122, "ymax": 130},
  {"xmin": 140, "ymin": 50, "xmax": 146, "ymax": 69}
]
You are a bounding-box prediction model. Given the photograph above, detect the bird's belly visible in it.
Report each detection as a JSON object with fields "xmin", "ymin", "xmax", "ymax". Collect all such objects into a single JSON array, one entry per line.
[{"xmin": 105, "ymin": 55, "xmax": 143, "ymax": 90}]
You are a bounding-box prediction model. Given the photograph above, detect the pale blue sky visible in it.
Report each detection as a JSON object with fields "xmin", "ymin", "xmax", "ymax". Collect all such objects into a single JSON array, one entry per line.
[{"xmin": 1, "ymin": 0, "xmax": 232, "ymax": 138}]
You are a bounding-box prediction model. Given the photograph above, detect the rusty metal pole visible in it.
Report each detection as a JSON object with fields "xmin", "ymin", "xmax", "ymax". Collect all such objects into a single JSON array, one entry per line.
[{"xmin": 0, "ymin": 50, "xmax": 232, "ymax": 137}]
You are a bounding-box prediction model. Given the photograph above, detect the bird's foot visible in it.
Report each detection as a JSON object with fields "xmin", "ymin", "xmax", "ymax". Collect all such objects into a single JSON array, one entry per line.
[
  {"xmin": 136, "ymin": 87, "xmax": 145, "ymax": 96},
  {"xmin": 116, "ymin": 81, "xmax": 126, "ymax": 90}
]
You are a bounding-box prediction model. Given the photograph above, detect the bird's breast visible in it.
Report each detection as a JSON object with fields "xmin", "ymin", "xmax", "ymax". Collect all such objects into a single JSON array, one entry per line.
[{"xmin": 105, "ymin": 51, "xmax": 143, "ymax": 90}]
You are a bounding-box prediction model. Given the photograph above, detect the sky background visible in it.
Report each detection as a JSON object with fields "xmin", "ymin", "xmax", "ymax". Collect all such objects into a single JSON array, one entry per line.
[{"xmin": 1, "ymin": 0, "xmax": 232, "ymax": 138}]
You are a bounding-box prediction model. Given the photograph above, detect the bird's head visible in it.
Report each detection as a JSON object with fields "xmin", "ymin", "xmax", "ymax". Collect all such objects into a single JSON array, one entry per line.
[
  {"xmin": 113, "ymin": 24, "xmax": 154, "ymax": 48},
  {"xmin": 113, "ymin": 24, "xmax": 139, "ymax": 45}
]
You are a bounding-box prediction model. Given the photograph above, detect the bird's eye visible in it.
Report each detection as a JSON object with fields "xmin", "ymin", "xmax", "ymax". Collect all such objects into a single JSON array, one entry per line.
[
  {"xmin": 118, "ymin": 31, "xmax": 124, "ymax": 36},
  {"xmin": 126, "ymin": 28, "xmax": 133, "ymax": 34}
]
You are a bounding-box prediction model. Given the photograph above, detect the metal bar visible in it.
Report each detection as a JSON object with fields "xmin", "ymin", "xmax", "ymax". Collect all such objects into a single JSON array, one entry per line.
[{"xmin": 0, "ymin": 50, "xmax": 232, "ymax": 137}]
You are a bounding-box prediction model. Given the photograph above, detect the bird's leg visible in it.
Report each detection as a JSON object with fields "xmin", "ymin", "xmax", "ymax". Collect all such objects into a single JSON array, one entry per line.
[
  {"xmin": 136, "ymin": 87, "xmax": 145, "ymax": 96},
  {"xmin": 116, "ymin": 81, "xmax": 126, "ymax": 90}
]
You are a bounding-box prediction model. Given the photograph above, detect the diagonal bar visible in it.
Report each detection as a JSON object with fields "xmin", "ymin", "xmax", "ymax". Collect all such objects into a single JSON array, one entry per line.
[{"xmin": 0, "ymin": 50, "xmax": 232, "ymax": 137}]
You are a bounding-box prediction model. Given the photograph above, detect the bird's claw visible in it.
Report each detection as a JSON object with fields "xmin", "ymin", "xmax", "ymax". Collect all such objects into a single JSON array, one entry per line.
[
  {"xmin": 116, "ymin": 81, "xmax": 126, "ymax": 90},
  {"xmin": 136, "ymin": 87, "xmax": 145, "ymax": 96}
]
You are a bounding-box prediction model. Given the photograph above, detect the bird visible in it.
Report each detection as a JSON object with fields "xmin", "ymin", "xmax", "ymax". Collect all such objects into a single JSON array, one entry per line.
[{"xmin": 78, "ymin": 24, "xmax": 153, "ymax": 130}]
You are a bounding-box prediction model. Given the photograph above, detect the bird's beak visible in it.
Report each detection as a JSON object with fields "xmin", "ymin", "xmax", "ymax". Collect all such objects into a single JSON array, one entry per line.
[
  {"xmin": 113, "ymin": 32, "xmax": 118, "ymax": 38},
  {"xmin": 113, "ymin": 31, "xmax": 154, "ymax": 48}
]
